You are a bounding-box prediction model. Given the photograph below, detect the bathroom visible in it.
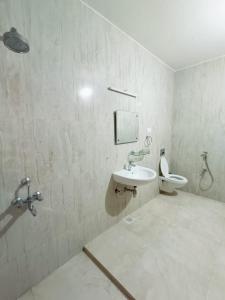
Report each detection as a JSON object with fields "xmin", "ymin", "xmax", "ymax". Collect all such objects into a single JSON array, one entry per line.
[{"xmin": 0, "ymin": 0, "xmax": 225, "ymax": 299}]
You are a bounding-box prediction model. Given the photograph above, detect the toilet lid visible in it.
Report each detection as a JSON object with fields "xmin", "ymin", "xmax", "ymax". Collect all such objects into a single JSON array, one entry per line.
[{"xmin": 160, "ymin": 156, "xmax": 169, "ymax": 177}]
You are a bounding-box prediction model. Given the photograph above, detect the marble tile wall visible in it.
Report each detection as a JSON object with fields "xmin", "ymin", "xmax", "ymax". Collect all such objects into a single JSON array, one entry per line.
[
  {"xmin": 172, "ymin": 57, "xmax": 225, "ymax": 202},
  {"xmin": 0, "ymin": 0, "xmax": 174, "ymax": 298}
]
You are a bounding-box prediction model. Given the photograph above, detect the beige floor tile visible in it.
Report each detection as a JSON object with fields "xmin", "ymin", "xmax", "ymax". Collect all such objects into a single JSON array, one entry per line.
[
  {"xmin": 18, "ymin": 253, "xmax": 125, "ymax": 300},
  {"xmin": 86, "ymin": 191, "xmax": 225, "ymax": 300}
]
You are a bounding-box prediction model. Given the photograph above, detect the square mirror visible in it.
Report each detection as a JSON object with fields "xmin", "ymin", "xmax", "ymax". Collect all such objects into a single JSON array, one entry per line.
[{"xmin": 114, "ymin": 110, "xmax": 139, "ymax": 144}]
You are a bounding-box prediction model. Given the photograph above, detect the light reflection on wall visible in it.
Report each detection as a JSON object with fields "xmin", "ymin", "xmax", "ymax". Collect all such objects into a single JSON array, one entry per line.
[{"xmin": 78, "ymin": 87, "xmax": 93, "ymax": 101}]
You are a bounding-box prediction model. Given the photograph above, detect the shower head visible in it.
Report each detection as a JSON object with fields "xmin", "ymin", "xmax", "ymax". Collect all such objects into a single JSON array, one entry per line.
[{"xmin": 0, "ymin": 27, "xmax": 29, "ymax": 53}]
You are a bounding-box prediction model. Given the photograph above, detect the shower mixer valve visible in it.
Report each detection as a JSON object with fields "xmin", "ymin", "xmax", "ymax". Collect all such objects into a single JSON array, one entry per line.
[{"xmin": 11, "ymin": 177, "xmax": 43, "ymax": 216}]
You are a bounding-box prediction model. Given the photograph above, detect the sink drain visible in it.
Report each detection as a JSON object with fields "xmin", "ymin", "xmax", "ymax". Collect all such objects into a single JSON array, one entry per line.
[{"xmin": 123, "ymin": 216, "xmax": 136, "ymax": 224}]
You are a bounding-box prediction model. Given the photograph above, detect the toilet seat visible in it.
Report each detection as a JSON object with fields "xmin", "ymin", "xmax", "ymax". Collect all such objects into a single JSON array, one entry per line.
[{"xmin": 163, "ymin": 174, "xmax": 188, "ymax": 184}]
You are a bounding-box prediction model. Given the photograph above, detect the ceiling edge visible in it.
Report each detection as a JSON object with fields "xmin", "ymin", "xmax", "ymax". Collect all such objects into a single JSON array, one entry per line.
[
  {"xmin": 80, "ymin": 0, "xmax": 175, "ymax": 73},
  {"xmin": 175, "ymin": 53, "xmax": 225, "ymax": 72}
]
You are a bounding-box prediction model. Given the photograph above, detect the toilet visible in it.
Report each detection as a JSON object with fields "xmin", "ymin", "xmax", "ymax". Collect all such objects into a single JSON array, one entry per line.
[{"xmin": 159, "ymin": 155, "xmax": 188, "ymax": 193}]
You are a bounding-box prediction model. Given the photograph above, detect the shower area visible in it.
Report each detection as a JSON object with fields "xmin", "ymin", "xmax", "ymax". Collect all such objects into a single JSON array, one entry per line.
[
  {"xmin": 0, "ymin": 1, "xmax": 174, "ymax": 299},
  {"xmin": 0, "ymin": 27, "xmax": 30, "ymax": 53}
]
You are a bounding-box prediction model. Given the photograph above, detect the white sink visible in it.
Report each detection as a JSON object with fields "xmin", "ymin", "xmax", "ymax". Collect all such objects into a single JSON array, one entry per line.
[{"xmin": 113, "ymin": 165, "xmax": 157, "ymax": 186}]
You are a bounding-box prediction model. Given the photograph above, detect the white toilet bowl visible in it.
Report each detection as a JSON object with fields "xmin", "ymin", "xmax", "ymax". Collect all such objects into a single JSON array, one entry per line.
[{"xmin": 159, "ymin": 155, "xmax": 188, "ymax": 193}]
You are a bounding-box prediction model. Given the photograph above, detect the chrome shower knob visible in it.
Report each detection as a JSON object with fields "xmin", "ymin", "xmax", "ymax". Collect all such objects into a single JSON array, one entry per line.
[
  {"xmin": 12, "ymin": 197, "xmax": 24, "ymax": 208},
  {"xmin": 32, "ymin": 191, "xmax": 43, "ymax": 201},
  {"xmin": 21, "ymin": 177, "xmax": 31, "ymax": 186}
]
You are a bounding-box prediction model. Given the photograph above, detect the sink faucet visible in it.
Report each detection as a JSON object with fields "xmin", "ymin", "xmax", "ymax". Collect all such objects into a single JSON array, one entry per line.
[{"xmin": 124, "ymin": 161, "xmax": 136, "ymax": 171}]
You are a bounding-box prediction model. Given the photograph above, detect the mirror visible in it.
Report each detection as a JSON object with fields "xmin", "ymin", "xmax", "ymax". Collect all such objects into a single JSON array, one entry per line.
[{"xmin": 114, "ymin": 110, "xmax": 139, "ymax": 144}]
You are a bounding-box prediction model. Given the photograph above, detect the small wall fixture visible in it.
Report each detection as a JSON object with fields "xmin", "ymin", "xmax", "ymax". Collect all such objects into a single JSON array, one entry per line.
[{"xmin": 108, "ymin": 87, "xmax": 136, "ymax": 98}]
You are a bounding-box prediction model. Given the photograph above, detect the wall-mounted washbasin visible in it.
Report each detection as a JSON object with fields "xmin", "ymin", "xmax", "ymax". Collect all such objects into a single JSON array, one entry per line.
[{"xmin": 113, "ymin": 165, "xmax": 157, "ymax": 186}]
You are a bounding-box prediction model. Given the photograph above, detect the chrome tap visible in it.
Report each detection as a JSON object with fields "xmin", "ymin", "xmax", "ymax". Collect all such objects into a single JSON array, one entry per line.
[
  {"xmin": 12, "ymin": 178, "xmax": 43, "ymax": 216},
  {"xmin": 124, "ymin": 161, "xmax": 136, "ymax": 171},
  {"xmin": 128, "ymin": 161, "xmax": 136, "ymax": 171}
]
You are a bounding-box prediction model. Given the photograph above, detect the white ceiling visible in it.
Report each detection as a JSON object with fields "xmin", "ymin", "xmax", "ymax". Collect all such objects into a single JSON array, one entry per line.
[{"xmin": 83, "ymin": 0, "xmax": 225, "ymax": 71}]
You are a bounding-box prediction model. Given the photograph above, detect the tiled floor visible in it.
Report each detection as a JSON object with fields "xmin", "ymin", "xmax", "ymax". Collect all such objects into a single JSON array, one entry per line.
[
  {"xmin": 85, "ymin": 191, "xmax": 225, "ymax": 300},
  {"xmin": 19, "ymin": 191, "xmax": 225, "ymax": 300},
  {"xmin": 18, "ymin": 253, "xmax": 125, "ymax": 300}
]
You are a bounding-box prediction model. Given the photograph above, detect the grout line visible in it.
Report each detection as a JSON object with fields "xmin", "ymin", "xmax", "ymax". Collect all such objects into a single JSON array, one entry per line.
[
  {"xmin": 83, "ymin": 247, "xmax": 136, "ymax": 300},
  {"xmin": 80, "ymin": 0, "xmax": 175, "ymax": 73}
]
